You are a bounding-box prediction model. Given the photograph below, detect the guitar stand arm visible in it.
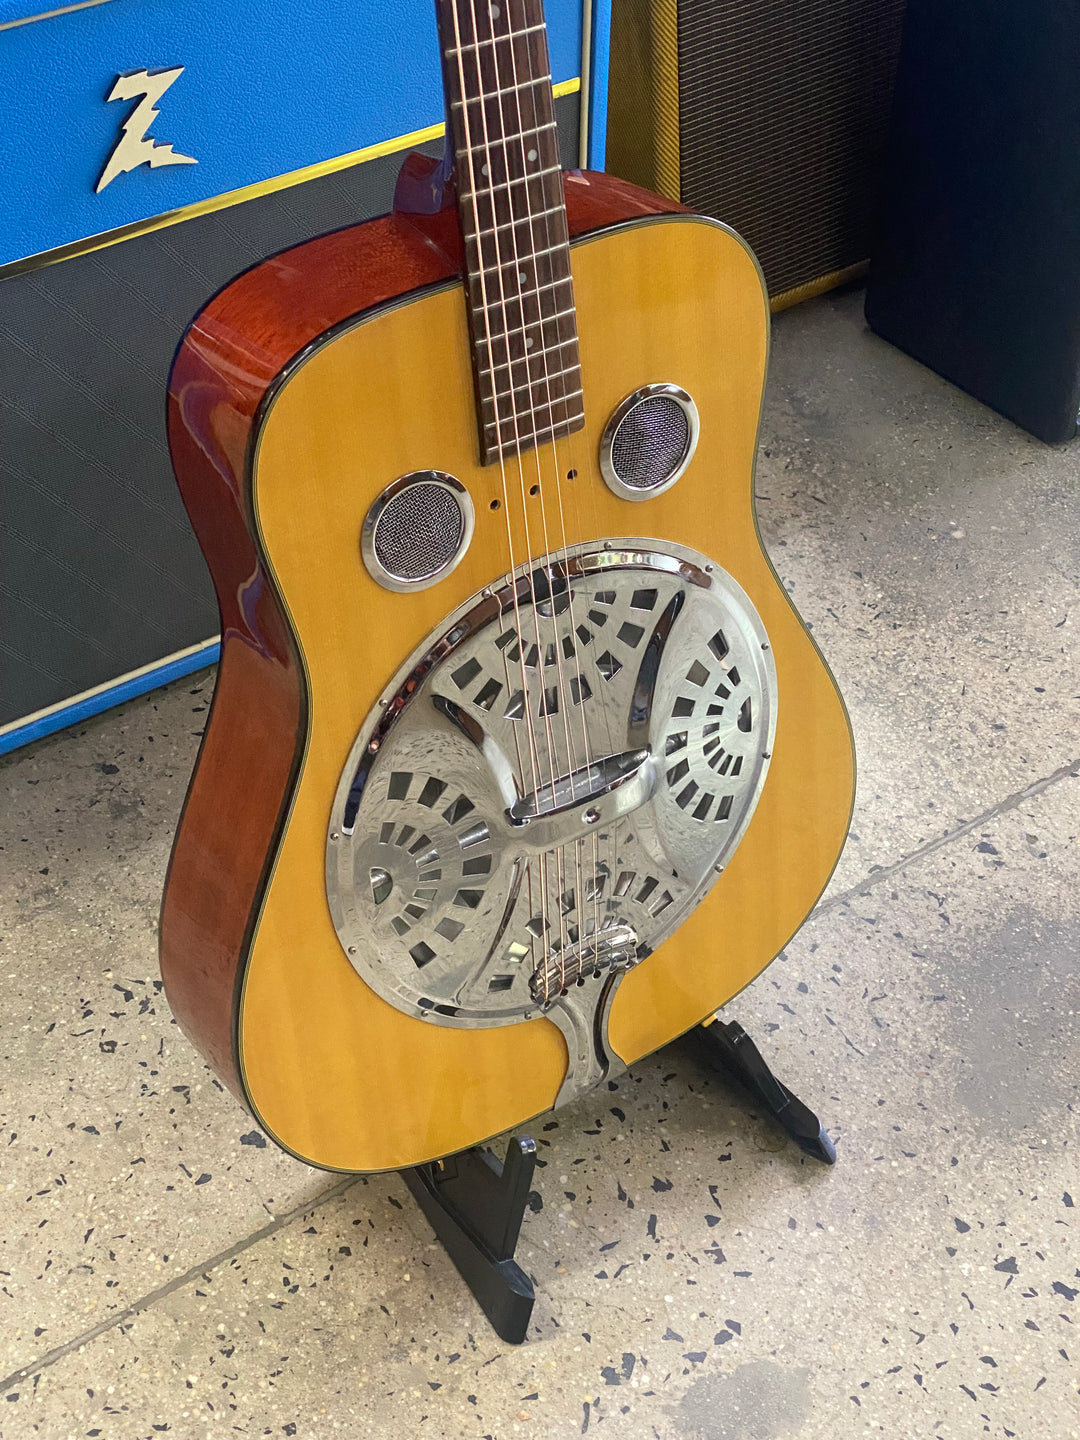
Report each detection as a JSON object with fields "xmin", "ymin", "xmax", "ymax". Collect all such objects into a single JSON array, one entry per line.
[
  {"xmin": 692, "ymin": 1017, "xmax": 837, "ymax": 1164},
  {"xmin": 399, "ymin": 1020, "xmax": 832, "ymax": 1345},
  {"xmin": 399, "ymin": 1134, "xmax": 538, "ymax": 1344}
]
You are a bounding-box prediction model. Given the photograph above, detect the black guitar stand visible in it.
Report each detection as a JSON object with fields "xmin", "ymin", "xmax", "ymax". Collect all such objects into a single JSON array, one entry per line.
[
  {"xmin": 400, "ymin": 1134, "xmax": 539, "ymax": 1344},
  {"xmin": 398, "ymin": 1017, "xmax": 834, "ymax": 1343},
  {"xmin": 691, "ymin": 1018, "xmax": 837, "ymax": 1166}
]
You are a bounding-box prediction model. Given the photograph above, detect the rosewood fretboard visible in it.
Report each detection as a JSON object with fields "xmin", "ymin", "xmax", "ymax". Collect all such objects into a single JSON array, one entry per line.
[{"xmin": 437, "ymin": 0, "xmax": 585, "ymax": 465}]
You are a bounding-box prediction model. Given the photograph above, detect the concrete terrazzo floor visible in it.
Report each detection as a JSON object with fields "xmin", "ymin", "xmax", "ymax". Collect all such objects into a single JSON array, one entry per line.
[{"xmin": 1, "ymin": 287, "xmax": 1078, "ymax": 1440}]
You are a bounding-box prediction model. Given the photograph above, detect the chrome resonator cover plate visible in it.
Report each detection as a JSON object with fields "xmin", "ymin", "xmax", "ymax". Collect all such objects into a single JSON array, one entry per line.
[{"xmin": 327, "ymin": 540, "xmax": 777, "ymax": 1105}]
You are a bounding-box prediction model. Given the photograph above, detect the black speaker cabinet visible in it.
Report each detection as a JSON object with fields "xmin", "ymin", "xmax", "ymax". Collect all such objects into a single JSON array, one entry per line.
[
  {"xmin": 865, "ymin": 0, "xmax": 1080, "ymax": 444},
  {"xmin": 605, "ymin": 0, "xmax": 907, "ymax": 308}
]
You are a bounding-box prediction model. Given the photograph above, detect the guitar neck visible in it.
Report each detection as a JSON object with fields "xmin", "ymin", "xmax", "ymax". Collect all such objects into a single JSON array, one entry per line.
[{"xmin": 436, "ymin": 0, "xmax": 585, "ymax": 465}]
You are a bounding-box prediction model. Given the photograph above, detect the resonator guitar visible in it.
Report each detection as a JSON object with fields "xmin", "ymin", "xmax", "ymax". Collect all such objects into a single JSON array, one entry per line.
[{"xmin": 161, "ymin": 0, "xmax": 855, "ymax": 1169}]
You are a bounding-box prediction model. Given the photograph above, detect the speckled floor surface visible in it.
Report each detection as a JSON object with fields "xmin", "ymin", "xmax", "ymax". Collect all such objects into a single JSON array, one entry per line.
[{"xmin": 2, "ymin": 288, "xmax": 1078, "ymax": 1440}]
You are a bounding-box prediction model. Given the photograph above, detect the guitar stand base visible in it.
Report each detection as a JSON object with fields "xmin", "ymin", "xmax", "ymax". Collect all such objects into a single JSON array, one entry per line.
[
  {"xmin": 399, "ymin": 1020, "xmax": 833, "ymax": 1342},
  {"xmin": 692, "ymin": 1018, "xmax": 837, "ymax": 1165},
  {"xmin": 400, "ymin": 1134, "xmax": 538, "ymax": 1344}
]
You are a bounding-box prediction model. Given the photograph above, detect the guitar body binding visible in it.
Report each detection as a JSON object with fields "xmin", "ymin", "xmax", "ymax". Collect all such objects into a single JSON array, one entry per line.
[{"xmin": 161, "ymin": 170, "xmax": 856, "ymax": 1171}]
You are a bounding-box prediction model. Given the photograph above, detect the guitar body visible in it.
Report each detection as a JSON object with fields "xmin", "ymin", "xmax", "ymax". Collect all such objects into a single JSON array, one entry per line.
[{"xmin": 161, "ymin": 168, "xmax": 854, "ymax": 1171}]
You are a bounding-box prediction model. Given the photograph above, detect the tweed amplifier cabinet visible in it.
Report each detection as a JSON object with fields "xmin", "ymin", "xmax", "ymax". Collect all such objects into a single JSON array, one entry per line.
[{"xmin": 605, "ymin": 0, "xmax": 906, "ymax": 308}]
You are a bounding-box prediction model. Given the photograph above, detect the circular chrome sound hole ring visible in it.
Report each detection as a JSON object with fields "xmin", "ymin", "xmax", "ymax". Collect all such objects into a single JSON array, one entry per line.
[
  {"xmin": 599, "ymin": 383, "xmax": 700, "ymax": 501},
  {"xmin": 361, "ymin": 470, "xmax": 475, "ymax": 593},
  {"xmin": 326, "ymin": 539, "xmax": 777, "ymax": 1032}
]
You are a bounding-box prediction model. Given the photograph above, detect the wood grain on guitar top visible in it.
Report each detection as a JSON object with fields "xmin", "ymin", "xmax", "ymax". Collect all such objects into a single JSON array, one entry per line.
[
  {"xmin": 161, "ymin": 172, "xmax": 854, "ymax": 1170},
  {"xmin": 160, "ymin": 172, "xmax": 683, "ymax": 1103}
]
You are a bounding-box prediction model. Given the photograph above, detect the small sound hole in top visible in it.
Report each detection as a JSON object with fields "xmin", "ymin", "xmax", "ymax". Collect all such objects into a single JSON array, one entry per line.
[
  {"xmin": 362, "ymin": 471, "xmax": 474, "ymax": 592},
  {"xmin": 612, "ymin": 396, "xmax": 691, "ymax": 489},
  {"xmin": 600, "ymin": 384, "xmax": 700, "ymax": 501}
]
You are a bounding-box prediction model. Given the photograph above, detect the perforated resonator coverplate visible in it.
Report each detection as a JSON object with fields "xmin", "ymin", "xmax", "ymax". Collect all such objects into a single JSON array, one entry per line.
[{"xmin": 327, "ymin": 539, "xmax": 777, "ymax": 1103}]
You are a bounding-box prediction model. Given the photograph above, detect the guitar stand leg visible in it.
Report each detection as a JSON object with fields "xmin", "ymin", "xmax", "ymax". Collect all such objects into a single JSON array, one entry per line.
[
  {"xmin": 400, "ymin": 1134, "xmax": 538, "ymax": 1343},
  {"xmin": 693, "ymin": 1019, "xmax": 837, "ymax": 1165}
]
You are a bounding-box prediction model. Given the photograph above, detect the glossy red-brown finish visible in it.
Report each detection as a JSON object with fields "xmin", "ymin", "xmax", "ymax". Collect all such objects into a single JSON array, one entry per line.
[{"xmin": 160, "ymin": 167, "xmax": 680, "ymax": 1101}]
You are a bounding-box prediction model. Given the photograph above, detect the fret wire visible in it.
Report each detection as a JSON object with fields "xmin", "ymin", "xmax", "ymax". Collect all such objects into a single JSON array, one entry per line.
[
  {"xmin": 466, "ymin": 200, "xmax": 568, "ymax": 238},
  {"xmin": 472, "ymin": 277, "xmax": 578, "ymax": 306},
  {"xmin": 484, "ymin": 397, "xmax": 585, "ymax": 432},
  {"xmin": 460, "ymin": 164, "xmax": 561, "ymax": 192},
  {"xmin": 465, "ymin": 242, "xmax": 570, "ymax": 271},
  {"xmin": 470, "ymin": 303, "xmax": 574, "ymax": 330},
  {"xmin": 468, "ymin": 279, "xmax": 572, "ymax": 310},
  {"xmin": 477, "ymin": 339, "xmax": 580, "ymax": 378},
  {"xmin": 489, "ymin": 429, "xmax": 583, "ymax": 455},
  {"xmin": 461, "ymin": 194, "xmax": 563, "ymax": 228},
  {"xmin": 466, "ymin": 249, "xmax": 570, "ymax": 282},
  {"xmin": 479, "ymin": 381, "xmax": 581, "ymax": 412},
  {"xmin": 479, "ymin": 371, "xmax": 581, "ymax": 404},
  {"xmin": 485, "ymin": 415, "xmax": 584, "ymax": 438},
  {"xmin": 492, "ymin": 414, "xmax": 587, "ymax": 440},
  {"xmin": 487, "ymin": 386, "xmax": 584, "ymax": 407},
  {"xmin": 461, "ymin": 121, "xmax": 557, "ymax": 153},
  {"xmin": 469, "ymin": 281, "xmax": 573, "ymax": 315},
  {"xmin": 444, "ymin": 21, "xmax": 545, "ymax": 54},
  {"xmin": 441, "ymin": 0, "xmax": 541, "ymax": 48},
  {"xmin": 452, "ymin": 53, "xmax": 552, "ymax": 89},
  {"xmin": 473, "ymin": 307, "xmax": 577, "ymax": 344},
  {"xmin": 450, "ymin": 49, "xmax": 549, "ymax": 95},
  {"xmin": 466, "ymin": 203, "xmax": 566, "ymax": 239},
  {"xmin": 450, "ymin": 74, "xmax": 552, "ymax": 108},
  {"xmin": 485, "ymin": 393, "xmax": 585, "ymax": 421},
  {"xmin": 468, "ymin": 260, "xmax": 572, "ymax": 285}
]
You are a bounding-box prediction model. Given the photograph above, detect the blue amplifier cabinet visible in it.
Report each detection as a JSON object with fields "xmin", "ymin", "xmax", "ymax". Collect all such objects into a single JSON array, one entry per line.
[{"xmin": 0, "ymin": 0, "xmax": 612, "ymax": 750}]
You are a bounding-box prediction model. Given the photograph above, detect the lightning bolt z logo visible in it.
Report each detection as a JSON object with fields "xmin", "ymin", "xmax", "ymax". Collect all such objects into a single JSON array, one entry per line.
[{"xmin": 96, "ymin": 66, "xmax": 197, "ymax": 194}]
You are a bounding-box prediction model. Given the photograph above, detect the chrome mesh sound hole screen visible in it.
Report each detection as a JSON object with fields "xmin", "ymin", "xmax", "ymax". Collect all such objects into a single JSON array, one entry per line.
[
  {"xmin": 327, "ymin": 541, "xmax": 778, "ymax": 1046},
  {"xmin": 611, "ymin": 395, "xmax": 691, "ymax": 489},
  {"xmin": 373, "ymin": 483, "xmax": 464, "ymax": 581}
]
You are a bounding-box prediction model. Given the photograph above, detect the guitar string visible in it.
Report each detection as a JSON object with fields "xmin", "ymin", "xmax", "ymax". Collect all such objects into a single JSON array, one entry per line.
[
  {"xmin": 467, "ymin": 0, "xmax": 570, "ymax": 987},
  {"xmin": 498, "ymin": 2, "xmax": 602, "ymax": 973},
  {"xmin": 487, "ymin": 0, "xmax": 584, "ymax": 990},
  {"xmin": 509, "ymin": 13, "xmax": 617, "ymax": 964},
  {"xmin": 447, "ymin": 0, "xmax": 550, "ymax": 1002},
  {"xmin": 453, "ymin": 0, "xmax": 565, "ymax": 989}
]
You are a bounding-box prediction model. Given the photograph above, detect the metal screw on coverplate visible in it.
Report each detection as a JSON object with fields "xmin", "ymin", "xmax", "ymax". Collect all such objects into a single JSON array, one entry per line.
[
  {"xmin": 348, "ymin": 945, "xmax": 357, "ymax": 955},
  {"xmin": 762, "ymin": 752, "xmax": 771, "ymax": 760},
  {"xmin": 583, "ymin": 807, "xmax": 600, "ymax": 824},
  {"xmin": 762, "ymin": 642, "xmax": 770, "ymax": 650},
  {"xmin": 330, "ymin": 831, "xmax": 340, "ymax": 842}
]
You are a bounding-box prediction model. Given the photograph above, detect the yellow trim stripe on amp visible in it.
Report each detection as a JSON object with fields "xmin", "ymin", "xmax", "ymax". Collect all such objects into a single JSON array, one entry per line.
[
  {"xmin": 769, "ymin": 262, "xmax": 869, "ymax": 314},
  {"xmin": 0, "ymin": 0, "xmax": 119, "ymax": 32},
  {"xmin": 0, "ymin": 77, "xmax": 582, "ymax": 280}
]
